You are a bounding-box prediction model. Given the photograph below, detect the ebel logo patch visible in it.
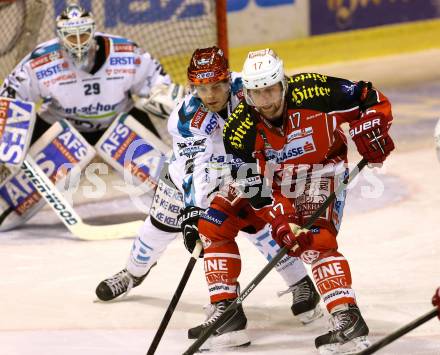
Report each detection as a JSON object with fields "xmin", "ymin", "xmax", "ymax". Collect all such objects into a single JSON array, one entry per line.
[
  {"xmin": 176, "ymin": 137, "xmax": 207, "ymax": 157},
  {"xmin": 265, "ymin": 136, "xmax": 316, "ymax": 163}
]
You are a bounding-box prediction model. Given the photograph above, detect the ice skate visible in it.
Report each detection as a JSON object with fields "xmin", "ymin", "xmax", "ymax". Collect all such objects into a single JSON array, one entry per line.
[
  {"xmin": 188, "ymin": 299, "xmax": 250, "ymax": 351},
  {"xmin": 279, "ymin": 275, "xmax": 323, "ymax": 324},
  {"xmin": 315, "ymin": 304, "xmax": 370, "ymax": 354},
  {"xmin": 95, "ymin": 264, "xmax": 155, "ymax": 301}
]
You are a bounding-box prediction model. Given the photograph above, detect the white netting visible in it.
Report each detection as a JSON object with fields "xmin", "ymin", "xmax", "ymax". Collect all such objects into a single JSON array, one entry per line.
[{"xmin": 0, "ymin": 0, "xmax": 220, "ymax": 83}]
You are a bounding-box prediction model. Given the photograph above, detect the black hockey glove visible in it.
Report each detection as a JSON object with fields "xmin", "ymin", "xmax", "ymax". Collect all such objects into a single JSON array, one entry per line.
[{"xmin": 177, "ymin": 206, "xmax": 205, "ymax": 257}]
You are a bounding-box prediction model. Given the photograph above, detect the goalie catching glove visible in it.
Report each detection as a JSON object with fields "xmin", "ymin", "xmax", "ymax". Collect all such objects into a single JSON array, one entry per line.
[
  {"xmin": 137, "ymin": 83, "xmax": 185, "ymax": 119},
  {"xmin": 177, "ymin": 206, "xmax": 205, "ymax": 257},
  {"xmin": 349, "ymin": 110, "xmax": 394, "ymax": 164}
]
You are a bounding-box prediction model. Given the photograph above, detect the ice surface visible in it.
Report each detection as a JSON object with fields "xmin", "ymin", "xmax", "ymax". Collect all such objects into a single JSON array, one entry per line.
[{"xmin": 1, "ymin": 62, "xmax": 440, "ymax": 355}]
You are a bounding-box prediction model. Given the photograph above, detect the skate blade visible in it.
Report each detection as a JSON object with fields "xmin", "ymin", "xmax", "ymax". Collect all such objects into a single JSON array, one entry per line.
[
  {"xmin": 198, "ymin": 329, "xmax": 251, "ymax": 352},
  {"xmin": 317, "ymin": 336, "xmax": 370, "ymax": 355},
  {"xmin": 298, "ymin": 304, "xmax": 324, "ymax": 325}
]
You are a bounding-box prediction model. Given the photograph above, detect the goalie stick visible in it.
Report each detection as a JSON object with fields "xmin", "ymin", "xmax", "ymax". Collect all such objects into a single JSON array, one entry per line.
[
  {"xmin": 357, "ymin": 307, "xmax": 438, "ymax": 355},
  {"xmin": 146, "ymin": 241, "xmax": 203, "ymax": 355},
  {"xmin": 21, "ymin": 155, "xmax": 144, "ymax": 241},
  {"xmin": 183, "ymin": 158, "xmax": 368, "ymax": 355}
]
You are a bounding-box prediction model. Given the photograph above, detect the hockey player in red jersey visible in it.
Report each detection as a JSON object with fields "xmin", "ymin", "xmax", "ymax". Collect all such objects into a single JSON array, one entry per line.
[
  {"xmin": 190, "ymin": 49, "xmax": 395, "ymax": 354},
  {"xmin": 97, "ymin": 47, "xmax": 323, "ymax": 333},
  {"xmin": 433, "ymin": 287, "xmax": 440, "ymax": 319}
]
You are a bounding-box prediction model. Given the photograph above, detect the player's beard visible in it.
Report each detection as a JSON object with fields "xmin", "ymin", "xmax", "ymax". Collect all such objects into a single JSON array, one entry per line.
[{"xmin": 258, "ymin": 97, "xmax": 285, "ymax": 121}]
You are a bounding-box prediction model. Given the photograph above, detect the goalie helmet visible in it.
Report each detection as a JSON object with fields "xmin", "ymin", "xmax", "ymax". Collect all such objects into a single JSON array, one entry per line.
[
  {"xmin": 56, "ymin": 4, "xmax": 96, "ymax": 63},
  {"xmin": 187, "ymin": 46, "xmax": 230, "ymax": 85}
]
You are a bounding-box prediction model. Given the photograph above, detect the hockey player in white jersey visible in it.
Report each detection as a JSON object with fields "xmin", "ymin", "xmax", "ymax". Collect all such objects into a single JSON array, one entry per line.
[
  {"xmin": 0, "ymin": 4, "xmax": 182, "ymax": 231},
  {"xmin": 95, "ymin": 47, "xmax": 323, "ymax": 338}
]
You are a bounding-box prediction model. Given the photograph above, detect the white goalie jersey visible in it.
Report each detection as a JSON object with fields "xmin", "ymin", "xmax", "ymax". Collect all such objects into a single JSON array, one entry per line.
[
  {"xmin": 0, "ymin": 32, "xmax": 171, "ymax": 133},
  {"xmin": 167, "ymin": 72, "xmax": 244, "ymax": 210}
]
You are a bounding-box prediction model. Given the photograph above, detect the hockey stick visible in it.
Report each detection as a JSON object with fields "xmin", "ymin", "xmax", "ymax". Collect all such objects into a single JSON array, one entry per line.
[
  {"xmin": 357, "ymin": 308, "xmax": 438, "ymax": 355},
  {"xmin": 183, "ymin": 158, "xmax": 368, "ymax": 355},
  {"xmin": 21, "ymin": 156, "xmax": 144, "ymax": 241},
  {"xmin": 146, "ymin": 241, "xmax": 203, "ymax": 355}
]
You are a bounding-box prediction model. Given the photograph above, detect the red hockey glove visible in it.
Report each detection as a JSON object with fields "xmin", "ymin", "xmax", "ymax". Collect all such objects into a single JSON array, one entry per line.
[
  {"xmin": 432, "ymin": 287, "xmax": 440, "ymax": 320},
  {"xmin": 349, "ymin": 111, "xmax": 394, "ymax": 164},
  {"xmin": 270, "ymin": 214, "xmax": 313, "ymax": 257}
]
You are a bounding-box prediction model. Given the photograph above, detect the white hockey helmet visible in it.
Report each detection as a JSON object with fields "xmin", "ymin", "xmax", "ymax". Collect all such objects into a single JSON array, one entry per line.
[
  {"xmin": 241, "ymin": 49, "xmax": 287, "ymax": 106},
  {"xmin": 56, "ymin": 4, "xmax": 95, "ymax": 63}
]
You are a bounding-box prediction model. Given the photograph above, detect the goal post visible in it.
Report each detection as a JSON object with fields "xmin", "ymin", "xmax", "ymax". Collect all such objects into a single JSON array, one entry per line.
[{"xmin": 0, "ymin": 0, "xmax": 229, "ymax": 84}]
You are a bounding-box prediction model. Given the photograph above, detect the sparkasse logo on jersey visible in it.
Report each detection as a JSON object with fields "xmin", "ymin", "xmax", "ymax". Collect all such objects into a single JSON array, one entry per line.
[{"xmin": 265, "ymin": 136, "xmax": 316, "ymax": 163}]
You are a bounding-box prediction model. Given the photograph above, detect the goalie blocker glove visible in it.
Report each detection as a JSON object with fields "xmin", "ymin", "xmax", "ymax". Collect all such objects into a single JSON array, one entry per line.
[
  {"xmin": 177, "ymin": 206, "xmax": 205, "ymax": 257},
  {"xmin": 349, "ymin": 111, "xmax": 395, "ymax": 164}
]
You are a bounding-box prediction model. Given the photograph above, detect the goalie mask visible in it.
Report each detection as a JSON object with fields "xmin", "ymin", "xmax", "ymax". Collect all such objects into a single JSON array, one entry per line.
[{"xmin": 56, "ymin": 4, "xmax": 96, "ymax": 64}]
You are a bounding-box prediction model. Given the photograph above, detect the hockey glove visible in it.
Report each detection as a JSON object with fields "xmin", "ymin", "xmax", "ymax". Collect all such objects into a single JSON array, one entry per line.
[
  {"xmin": 271, "ymin": 214, "xmax": 313, "ymax": 257},
  {"xmin": 137, "ymin": 83, "xmax": 185, "ymax": 119},
  {"xmin": 177, "ymin": 206, "xmax": 205, "ymax": 257},
  {"xmin": 432, "ymin": 287, "xmax": 440, "ymax": 319},
  {"xmin": 349, "ymin": 111, "xmax": 395, "ymax": 164}
]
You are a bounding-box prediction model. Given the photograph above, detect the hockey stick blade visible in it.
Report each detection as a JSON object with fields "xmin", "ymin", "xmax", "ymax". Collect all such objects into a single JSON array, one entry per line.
[
  {"xmin": 357, "ymin": 308, "xmax": 438, "ymax": 355},
  {"xmin": 183, "ymin": 159, "xmax": 368, "ymax": 355},
  {"xmin": 21, "ymin": 156, "xmax": 143, "ymax": 240},
  {"xmin": 147, "ymin": 241, "xmax": 203, "ymax": 355}
]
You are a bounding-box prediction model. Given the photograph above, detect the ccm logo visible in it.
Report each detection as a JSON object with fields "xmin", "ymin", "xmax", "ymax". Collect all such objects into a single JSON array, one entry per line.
[{"xmin": 349, "ymin": 118, "xmax": 381, "ymax": 137}]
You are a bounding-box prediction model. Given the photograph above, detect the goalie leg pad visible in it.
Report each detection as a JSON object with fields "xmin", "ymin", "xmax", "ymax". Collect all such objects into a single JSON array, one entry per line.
[
  {"xmin": 0, "ymin": 120, "xmax": 95, "ymax": 231},
  {"xmin": 95, "ymin": 113, "xmax": 170, "ymax": 193},
  {"xmin": 0, "ymin": 98, "xmax": 36, "ymax": 168}
]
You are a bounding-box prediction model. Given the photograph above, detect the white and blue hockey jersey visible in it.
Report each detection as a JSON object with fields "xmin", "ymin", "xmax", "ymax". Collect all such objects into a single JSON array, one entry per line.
[
  {"xmin": 0, "ymin": 32, "xmax": 171, "ymax": 132},
  {"xmin": 167, "ymin": 72, "xmax": 244, "ymax": 209}
]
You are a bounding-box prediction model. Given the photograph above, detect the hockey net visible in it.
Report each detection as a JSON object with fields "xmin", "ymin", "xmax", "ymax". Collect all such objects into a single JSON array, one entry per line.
[
  {"xmin": 0, "ymin": 0, "xmax": 227, "ymax": 147},
  {"xmin": 0, "ymin": 0, "xmax": 228, "ymax": 84}
]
